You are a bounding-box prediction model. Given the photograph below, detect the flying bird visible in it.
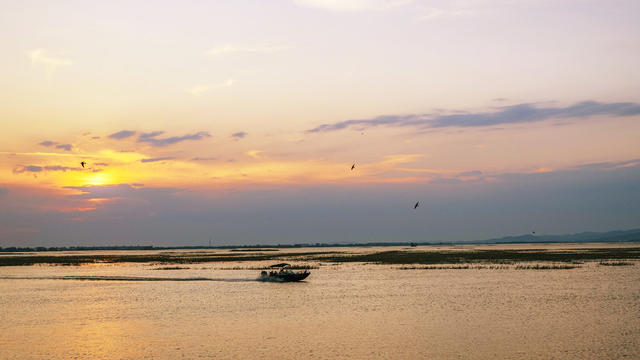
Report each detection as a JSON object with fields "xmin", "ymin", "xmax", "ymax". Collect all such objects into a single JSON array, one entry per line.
[
  {"xmin": 80, "ymin": 161, "xmax": 86, "ymax": 168},
  {"xmin": 414, "ymin": 201, "xmax": 419, "ymax": 209},
  {"xmin": 351, "ymin": 163, "xmax": 356, "ymax": 170}
]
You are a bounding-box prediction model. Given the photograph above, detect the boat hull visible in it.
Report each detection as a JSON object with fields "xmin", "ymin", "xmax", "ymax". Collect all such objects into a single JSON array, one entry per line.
[{"xmin": 259, "ymin": 271, "xmax": 310, "ymax": 282}]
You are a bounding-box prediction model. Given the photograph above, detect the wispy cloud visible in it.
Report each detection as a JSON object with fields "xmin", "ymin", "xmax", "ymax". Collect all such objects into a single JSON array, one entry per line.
[
  {"xmin": 573, "ymin": 159, "xmax": 640, "ymax": 171},
  {"xmin": 43, "ymin": 165, "xmax": 82, "ymax": 172},
  {"xmin": 13, "ymin": 165, "xmax": 82, "ymax": 174},
  {"xmin": 38, "ymin": 141, "xmax": 72, "ymax": 151},
  {"xmin": 306, "ymin": 101, "xmax": 640, "ymax": 133},
  {"xmin": 137, "ymin": 131, "xmax": 211, "ymax": 147},
  {"xmin": 140, "ymin": 157, "xmax": 175, "ymax": 163},
  {"xmin": 109, "ymin": 130, "xmax": 136, "ymax": 140},
  {"xmin": 231, "ymin": 131, "xmax": 248, "ymax": 139},
  {"xmin": 246, "ymin": 150, "xmax": 263, "ymax": 159},
  {"xmin": 207, "ymin": 45, "xmax": 287, "ymax": 56},
  {"xmin": 187, "ymin": 79, "xmax": 235, "ymax": 96},
  {"xmin": 292, "ymin": 0, "xmax": 412, "ymax": 12},
  {"xmin": 29, "ymin": 49, "xmax": 72, "ymax": 77},
  {"xmin": 13, "ymin": 165, "xmax": 42, "ymax": 174},
  {"xmin": 55, "ymin": 144, "xmax": 72, "ymax": 151},
  {"xmin": 457, "ymin": 170, "xmax": 483, "ymax": 177},
  {"xmin": 139, "ymin": 131, "xmax": 164, "ymax": 139}
]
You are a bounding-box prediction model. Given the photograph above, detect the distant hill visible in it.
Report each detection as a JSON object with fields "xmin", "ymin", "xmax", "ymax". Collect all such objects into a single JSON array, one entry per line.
[{"xmin": 469, "ymin": 228, "xmax": 640, "ymax": 244}]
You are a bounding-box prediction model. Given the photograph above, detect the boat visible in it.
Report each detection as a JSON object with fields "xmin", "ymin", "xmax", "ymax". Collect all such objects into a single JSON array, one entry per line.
[{"xmin": 259, "ymin": 263, "xmax": 310, "ymax": 282}]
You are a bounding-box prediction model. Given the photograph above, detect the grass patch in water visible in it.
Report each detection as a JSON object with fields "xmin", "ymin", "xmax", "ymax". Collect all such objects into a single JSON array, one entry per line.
[
  {"xmin": 219, "ymin": 265, "xmax": 319, "ymax": 270},
  {"xmin": 598, "ymin": 261, "xmax": 634, "ymax": 266},
  {"xmin": 397, "ymin": 264, "xmax": 511, "ymax": 270},
  {"xmin": 306, "ymin": 248, "xmax": 640, "ymax": 265},
  {"xmin": 229, "ymin": 248, "xmax": 279, "ymax": 252},
  {"xmin": 515, "ymin": 264, "xmax": 579, "ymax": 270},
  {"xmin": 3, "ymin": 247, "xmax": 639, "ymax": 267}
]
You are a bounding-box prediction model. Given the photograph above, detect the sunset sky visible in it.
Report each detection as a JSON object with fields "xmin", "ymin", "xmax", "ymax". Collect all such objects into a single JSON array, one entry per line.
[{"xmin": 1, "ymin": 0, "xmax": 639, "ymax": 247}]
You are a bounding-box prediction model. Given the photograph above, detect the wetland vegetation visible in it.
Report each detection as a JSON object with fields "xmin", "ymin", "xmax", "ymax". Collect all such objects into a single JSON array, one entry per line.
[{"xmin": 1, "ymin": 246, "xmax": 638, "ymax": 267}]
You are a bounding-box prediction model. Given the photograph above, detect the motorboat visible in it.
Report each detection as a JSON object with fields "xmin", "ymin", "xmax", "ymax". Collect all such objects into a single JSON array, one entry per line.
[{"xmin": 259, "ymin": 263, "xmax": 310, "ymax": 282}]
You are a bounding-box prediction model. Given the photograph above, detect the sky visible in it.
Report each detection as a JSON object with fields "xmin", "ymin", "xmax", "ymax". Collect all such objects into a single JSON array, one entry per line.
[{"xmin": 1, "ymin": 0, "xmax": 639, "ymax": 247}]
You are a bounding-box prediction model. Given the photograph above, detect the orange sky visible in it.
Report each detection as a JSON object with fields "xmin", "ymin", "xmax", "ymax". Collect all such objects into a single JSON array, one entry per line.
[{"xmin": 1, "ymin": 0, "xmax": 639, "ymax": 246}]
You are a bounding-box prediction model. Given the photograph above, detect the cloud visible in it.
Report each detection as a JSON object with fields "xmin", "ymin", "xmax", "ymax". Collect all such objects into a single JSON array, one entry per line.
[
  {"xmin": 0, "ymin": 187, "xmax": 8, "ymax": 196},
  {"xmin": 574, "ymin": 159, "xmax": 640, "ymax": 171},
  {"xmin": 13, "ymin": 165, "xmax": 43, "ymax": 173},
  {"xmin": 55, "ymin": 144, "xmax": 72, "ymax": 151},
  {"xmin": 191, "ymin": 157, "xmax": 217, "ymax": 161},
  {"xmin": 292, "ymin": 0, "xmax": 412, "ymax": 12},
  {"xmin": 137, "ymin": 131, "xmax": 211, "ymax": 147},
  {"xmin": 231, "ymin": 131, "xmax": 248, "ymax": 139},
  {"xmin": 140, "ymin": 157, "xmax": 175, "ymax": 163},
  {"xmin": 207, "ymin": 45, "xmax": 287, "ymax": 56},
  {"xmin": 306, "ymin": 101, "xmax": 640, "ymax": 133},
  {"xmin": 246, "ymin": 150, "xmax": 263, "ymax": 159},
  {"xmin": 13, "ymin": 165, "xmax": 83, "ymax": 174},
  {"xmin": 29, "ymin": 49, "xmax": 72, "ymax": 77},
  {"xmin": 94, "ymin": 162, "xmax": 109, "ymax": 166},
  {"xmin": 186, "ymin": 79, "xmax": 235, "ymax": 96},
  {"xmin": 139, "ymin": 131, "xmax": 164, "ymax": 139},
  {"xmin": 458, "ymin": 170, "xmax": 483, "ymax": 177},
  {"xmin": 38, "ymin": 141, "xmax": 72, "ymax": 151},
  {"xmin": 109, "ymin": 130, "xmax": 137, "ymax": 139},
  {"xmin": 43, "ymin": 165, "xmax": 82, "ymax": 172}
]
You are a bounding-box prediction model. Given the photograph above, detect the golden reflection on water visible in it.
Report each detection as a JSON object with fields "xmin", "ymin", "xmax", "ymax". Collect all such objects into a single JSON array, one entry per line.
[{"xmin": 0, "ymin": 247, "xmax": 639, "ymax": 359}]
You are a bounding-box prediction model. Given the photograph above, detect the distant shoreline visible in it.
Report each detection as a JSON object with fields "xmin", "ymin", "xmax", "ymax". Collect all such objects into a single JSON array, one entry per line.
[{"xmin": 2, "ymin": 229, "xmax": 638, "ymax": 253}]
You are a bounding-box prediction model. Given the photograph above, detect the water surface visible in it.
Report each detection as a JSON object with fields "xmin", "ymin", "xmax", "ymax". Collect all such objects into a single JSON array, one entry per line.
[{"xmin": 1, "ymin": 246, "xmax": 638, "ymax": 359}]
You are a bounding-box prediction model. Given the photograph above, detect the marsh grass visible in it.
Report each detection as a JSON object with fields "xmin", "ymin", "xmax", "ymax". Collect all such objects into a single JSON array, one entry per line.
[
  {"xmin": 598, "ymin": 261, "xmax": 635, "ymax": 266},
  {"xmin": 397, "ymin": 265, "xmax": 511, "ymax": 270},
  {"xmin": 218, "ymin": 265, "xmax": 319, "ymax": 270},
  {"xmin": 2, "ymin": 247, "xmax": 639, "ymax": 267},
  {"xmin": 515, "ymin": 264, "xmax": 579, "ymax": 270},
  {"xmin": 229, "ymin": 249, "xmax": 279, "ymax": 252},
  {"xmin": 305, "ymin": 248, "xmax": 640, "ymax": 265},
  {"xmin": 0, "ymin": 251, "xmax": 339, "ymax": 266}
]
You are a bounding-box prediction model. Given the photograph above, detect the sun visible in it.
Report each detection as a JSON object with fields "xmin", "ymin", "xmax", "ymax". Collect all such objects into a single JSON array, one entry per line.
[{"xmin": 85, "ymin": 172, "xmax": 112, "ymax": 186}]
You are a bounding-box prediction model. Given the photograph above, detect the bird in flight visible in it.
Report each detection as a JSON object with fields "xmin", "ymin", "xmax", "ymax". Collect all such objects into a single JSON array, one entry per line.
[
  {"xmin": 351, "ymin": 163, "xmax": 356, "ymax": 171},
  {"xmin": 414, "ymin": 201, "xmax": 419, "ymax": 209},
  {"xmin": 80, "ymin": 161, "xmax": 86, "ymax": 168}
]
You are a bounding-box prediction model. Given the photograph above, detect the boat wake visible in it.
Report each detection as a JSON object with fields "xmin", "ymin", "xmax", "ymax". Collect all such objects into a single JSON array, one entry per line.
[{"xmin": 0, "ymin": 275, "xmax": 257, "ymax": 282}]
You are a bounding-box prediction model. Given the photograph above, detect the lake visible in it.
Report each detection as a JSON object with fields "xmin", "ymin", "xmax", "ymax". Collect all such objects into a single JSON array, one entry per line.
[{"xmin": 1, "ymin": 245, "xmax": 639, "ymax": 359}]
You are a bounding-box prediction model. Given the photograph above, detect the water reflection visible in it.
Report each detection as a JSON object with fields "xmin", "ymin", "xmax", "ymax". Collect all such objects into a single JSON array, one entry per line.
[{"xmin": 0, "ymin": 248, "xmax": 638, "ymax": 359}]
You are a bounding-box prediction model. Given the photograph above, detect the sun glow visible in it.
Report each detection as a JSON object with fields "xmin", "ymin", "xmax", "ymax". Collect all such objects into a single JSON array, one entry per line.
[{"xmin": 84, "ymin": 172, "xmax": 112, "ymax": 186}]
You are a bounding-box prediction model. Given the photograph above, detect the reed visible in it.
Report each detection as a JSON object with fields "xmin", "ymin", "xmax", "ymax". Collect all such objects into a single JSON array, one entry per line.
[
  {"xmin": 514, "ymin": 264, "xmax": 579, "ymax": 270},
  {"xmin": 598, "ymin": 261, "xmax": 635, "ymax": 266}
]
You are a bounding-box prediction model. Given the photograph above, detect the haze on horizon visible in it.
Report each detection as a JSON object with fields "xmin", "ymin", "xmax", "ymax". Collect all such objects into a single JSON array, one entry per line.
[{"xmin": 1, "ymin": 0, "xmax": 639, "ymax": 247}]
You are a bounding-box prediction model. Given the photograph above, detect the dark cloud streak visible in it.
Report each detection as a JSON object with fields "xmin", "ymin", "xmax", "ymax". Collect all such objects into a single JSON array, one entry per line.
[
  {"xmin": 55, "ymin": 144, "xmax": 72, "ymax": 151},
  {"xmin": 140, "ymin": 157, "xmax": 175, "ymax": 163},
  {"xmin": 109, "ymin": 130, "xmax": 136, "ymax": 139},
  {"xmin": 306, "ymin": 101, "xmax": 640, "ymax": 133},
  {"xmin": 231, "ymin": 131, "xmax": 247, "ymax": 139},
  {"xmin": 137, "ymin": 131, "xmax": 211, "ymax": 147}
]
